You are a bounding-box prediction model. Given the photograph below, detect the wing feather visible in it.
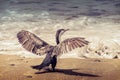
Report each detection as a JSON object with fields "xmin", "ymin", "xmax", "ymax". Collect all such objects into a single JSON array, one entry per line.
[
  {"xmin": 17, "ymin": 30, "xmax": 53, "ymax": 56},
  {"xmin": 52, "ymin": 37, "xmax": 89, "ymax": 56}
]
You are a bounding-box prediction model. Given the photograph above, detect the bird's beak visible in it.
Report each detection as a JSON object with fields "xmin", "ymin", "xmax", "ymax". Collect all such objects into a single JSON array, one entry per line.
[{"xmin": 65, "ymin": 29, "xmax": 69, "ymax": 32}]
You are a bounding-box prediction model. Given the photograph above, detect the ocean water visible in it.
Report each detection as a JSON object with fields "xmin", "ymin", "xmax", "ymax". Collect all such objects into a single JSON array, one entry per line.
[{"xmin": 0, "ymin": 0, "xmax": 120, "ymax": 58}]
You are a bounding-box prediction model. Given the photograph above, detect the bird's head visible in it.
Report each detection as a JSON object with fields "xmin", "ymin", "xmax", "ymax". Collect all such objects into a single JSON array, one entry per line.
[{"xmin": 57, "ymin": 29, "xmax": 69, "ymax": 36}]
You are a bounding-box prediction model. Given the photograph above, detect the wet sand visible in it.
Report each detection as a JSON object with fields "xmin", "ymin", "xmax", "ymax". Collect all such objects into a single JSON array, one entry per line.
[{"xmin": 0, "ymin": 54, "xmax": 120, "ymax": 80}]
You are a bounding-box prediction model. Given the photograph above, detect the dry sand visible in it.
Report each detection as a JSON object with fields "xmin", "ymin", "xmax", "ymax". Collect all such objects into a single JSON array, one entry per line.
[{"xmin": 0, "ymin": 54, "xmax": 120, "ymax": 80}]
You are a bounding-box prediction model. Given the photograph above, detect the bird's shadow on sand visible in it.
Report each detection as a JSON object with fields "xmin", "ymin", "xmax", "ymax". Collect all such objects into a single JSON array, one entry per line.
[{"xmin": 35, "ymin": 68, "xmax": 100, "ymax": 77}]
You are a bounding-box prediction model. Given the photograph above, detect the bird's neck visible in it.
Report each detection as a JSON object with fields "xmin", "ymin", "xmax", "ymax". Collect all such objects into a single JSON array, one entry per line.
[{"xmin": 56, "ymin": 32, "xmax": 61, "ymax": 44}]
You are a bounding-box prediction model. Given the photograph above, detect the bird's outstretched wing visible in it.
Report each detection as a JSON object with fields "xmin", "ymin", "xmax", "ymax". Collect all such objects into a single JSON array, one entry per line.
[
  {"xmin": 17, "ymin": 30, "xmax": 53, "ymax": 56},
  {"xmin": 52, "ymin": 37, "xmax": 89, "ymax": 56}
]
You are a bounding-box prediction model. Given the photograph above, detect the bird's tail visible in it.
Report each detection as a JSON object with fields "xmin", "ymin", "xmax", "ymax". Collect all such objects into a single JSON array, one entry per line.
[
  {"xmin": 31, "ymin": 64, "xmax": 43, "ymax": 70},
  {"xmin": 31, "ymin": 52, "xmax": 52, "ymax": 70}
]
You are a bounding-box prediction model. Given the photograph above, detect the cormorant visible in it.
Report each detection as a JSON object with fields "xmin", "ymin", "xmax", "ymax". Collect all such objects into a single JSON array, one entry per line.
[{"xmin": 17, "ymin": 29, "xmax": 89, "ymax": 71}]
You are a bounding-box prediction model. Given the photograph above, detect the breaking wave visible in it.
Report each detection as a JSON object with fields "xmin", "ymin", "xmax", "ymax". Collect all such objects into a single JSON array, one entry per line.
[{"xmin": 0, "ymin": 0, "xmax": 120, "ymax": 58}]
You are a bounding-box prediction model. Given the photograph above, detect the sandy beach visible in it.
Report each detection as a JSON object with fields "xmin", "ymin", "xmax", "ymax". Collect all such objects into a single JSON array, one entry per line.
[{"xmin": 0, "ymin": 54, "xmax": 120, "ymax": 80}]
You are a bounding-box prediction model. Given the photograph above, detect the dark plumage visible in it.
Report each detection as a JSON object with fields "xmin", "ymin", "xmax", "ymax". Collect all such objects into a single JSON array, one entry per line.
[{"xmin": 17, "ymin": 29, "xmax": 89, "ymax": 71}]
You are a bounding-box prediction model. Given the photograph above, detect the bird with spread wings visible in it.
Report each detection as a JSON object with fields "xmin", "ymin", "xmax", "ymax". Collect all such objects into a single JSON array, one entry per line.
[{"xmin": 17, "ymin": 29, "xmax": 89, "ymax": 71}]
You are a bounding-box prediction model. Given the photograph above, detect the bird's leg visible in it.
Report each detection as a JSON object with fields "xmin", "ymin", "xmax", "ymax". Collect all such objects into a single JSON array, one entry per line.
[{"xmin": 51, "ymin": 55, "xmax": 57, "ymax": 71}]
